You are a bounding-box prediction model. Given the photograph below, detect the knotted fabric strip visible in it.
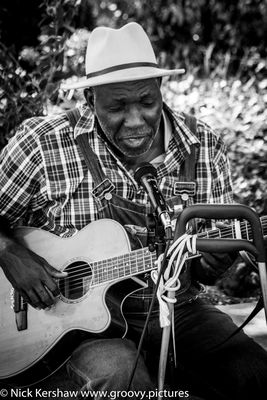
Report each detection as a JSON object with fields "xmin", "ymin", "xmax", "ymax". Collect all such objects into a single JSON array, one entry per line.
[{"xmin": 151, "ymin": 233, "xmax": 198, "ymax": 327}]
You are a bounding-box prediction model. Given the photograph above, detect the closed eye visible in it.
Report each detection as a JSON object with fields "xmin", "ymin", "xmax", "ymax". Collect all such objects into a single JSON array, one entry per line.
[
  {"xmin": 142, "ymin": 100, "xmax": 154, "ymax": 106},
  {"xmin": 109, "ymin": 105, "xmax": 124, "ymax": 112}
]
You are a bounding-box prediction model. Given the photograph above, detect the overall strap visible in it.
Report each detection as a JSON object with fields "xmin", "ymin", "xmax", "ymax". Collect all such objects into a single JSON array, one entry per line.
[
  {"xmin": 175, "ymin": 112, "xmax": 198, "ymax": 205},
  {"xmin": 65, "ymin": 108, "xmax": 115, "ymax": 202},
  {"xmin": 76, "ymin": 134, "xmax": 107, "ymax": 184},
  {"xmin": 65, "ymin": 108, "xmax": 81, "ymax": 129},
  {"xmin": 180, "ymin": 112, "xmax": 197, "ymax": 181}
]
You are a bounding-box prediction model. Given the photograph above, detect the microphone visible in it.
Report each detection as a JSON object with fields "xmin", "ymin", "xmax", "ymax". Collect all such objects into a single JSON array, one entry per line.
[{"xmin": 134, "ymin": 163, "xmax": 172, "ymax": 236}]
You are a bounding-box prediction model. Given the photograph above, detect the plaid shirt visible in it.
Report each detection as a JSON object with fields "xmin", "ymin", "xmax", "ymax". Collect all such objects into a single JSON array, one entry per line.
[{"xmin": 0, "ymin": 103, "xmax": 233, "ymax": 237}]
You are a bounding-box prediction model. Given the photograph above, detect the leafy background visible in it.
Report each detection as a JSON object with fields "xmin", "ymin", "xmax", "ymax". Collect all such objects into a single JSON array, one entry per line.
[{"xmin": 0, "ymin": 0, "xmax": 267, "ymax": 300}]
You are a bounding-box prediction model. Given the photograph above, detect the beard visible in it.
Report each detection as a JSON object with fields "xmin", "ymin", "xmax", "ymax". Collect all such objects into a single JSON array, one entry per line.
[
  {"xmin": 97, "ymin": 119, "xmax": 160, "ymax": 159},
  {"xmin": 96, "ymin": 118, "xmax": 160, "ymax": 158}
]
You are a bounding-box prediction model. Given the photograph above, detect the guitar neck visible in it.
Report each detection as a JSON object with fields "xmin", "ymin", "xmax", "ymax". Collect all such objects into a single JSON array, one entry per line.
[
  {"xmin": 91, "ymin": 216, "xmax": 267, "ymax": 287},
  {"xmin": 91, "ymin": 247, "xmax": 156, "ymax": 287},
  {"xmin": 197, "ymin": 215, "xmax": 267, "ymax": 241}
]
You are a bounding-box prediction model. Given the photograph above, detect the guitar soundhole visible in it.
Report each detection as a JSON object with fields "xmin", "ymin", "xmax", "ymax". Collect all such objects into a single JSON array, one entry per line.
[{"xmin": 58, "ymin": 261, "xmax": 92, "ymax": 300}]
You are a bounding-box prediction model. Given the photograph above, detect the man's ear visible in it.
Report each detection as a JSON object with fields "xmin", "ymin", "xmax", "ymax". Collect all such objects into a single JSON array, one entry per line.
[
  {"xmin": 84, "ymin": 88, "xmax": 95, "ymax": 111},
  {"xmin": 157, "ymin": 77, "xmax": 162, "ymax": 87}
]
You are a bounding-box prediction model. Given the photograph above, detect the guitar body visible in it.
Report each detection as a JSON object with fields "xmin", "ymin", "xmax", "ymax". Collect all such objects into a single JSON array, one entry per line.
[{"xmin": 0, "ymin": 219, "xmax": 147, "ymax": 386}]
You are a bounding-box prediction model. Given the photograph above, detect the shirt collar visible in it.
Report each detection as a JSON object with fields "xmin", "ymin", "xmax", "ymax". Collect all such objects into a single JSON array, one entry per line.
[
  {"xmin": 73, "ymin": 104, "xmax": 95, "ymax": 139},
  {"xmin": 163, "ymin": 103, "xmax": 200, "ymax": 155}
]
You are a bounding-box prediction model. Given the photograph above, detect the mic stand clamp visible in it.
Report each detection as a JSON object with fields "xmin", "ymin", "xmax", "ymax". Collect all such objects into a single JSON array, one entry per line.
[{"xmin": 146, "ymin": 213, "xmax": 167, "ymax": 257}]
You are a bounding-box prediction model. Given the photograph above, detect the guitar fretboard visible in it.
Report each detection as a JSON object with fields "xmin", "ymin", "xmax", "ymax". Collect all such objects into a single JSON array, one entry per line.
[
  {"xmin": 91, "ymin": 247, "xmax": 155, "ymax": 287},
  {"xmin": 91, "ymin": 216, "xmax": 267, "ymax": 287}
]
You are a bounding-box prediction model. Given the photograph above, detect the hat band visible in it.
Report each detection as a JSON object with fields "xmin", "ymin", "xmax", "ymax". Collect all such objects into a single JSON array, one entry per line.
[{"xmin": 86, "ymin": 62, "xmax": 159, "ymax": 79}]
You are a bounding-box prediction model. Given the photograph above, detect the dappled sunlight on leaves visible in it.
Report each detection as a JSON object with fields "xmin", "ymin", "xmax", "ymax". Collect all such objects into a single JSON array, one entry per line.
[{"xmin": 162, "ymin": 74, "xmax": 267, "ymax": 216}]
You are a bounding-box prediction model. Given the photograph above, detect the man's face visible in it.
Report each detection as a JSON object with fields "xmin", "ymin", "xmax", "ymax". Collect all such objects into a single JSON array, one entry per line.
[{"xmin": 91, "ymin": 78, "xmax": 163, "ymax": 158}]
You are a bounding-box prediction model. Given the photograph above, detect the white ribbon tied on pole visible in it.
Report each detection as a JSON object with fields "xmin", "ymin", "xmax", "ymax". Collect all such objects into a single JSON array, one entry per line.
[{"xmin": 151, "ymin": 233, "xmax": 198, "ymax": 327}]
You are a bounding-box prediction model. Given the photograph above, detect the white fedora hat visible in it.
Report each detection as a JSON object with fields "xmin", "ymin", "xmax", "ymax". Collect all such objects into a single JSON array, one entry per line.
[{"xmin": 61, "ymin": 22, "xmax": 185, "ymax": 90}]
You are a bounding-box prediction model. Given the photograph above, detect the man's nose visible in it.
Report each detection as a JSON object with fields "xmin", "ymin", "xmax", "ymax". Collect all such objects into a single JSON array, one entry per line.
[{"xmin": 124, "ymin": 106, "xmax": 144, "ymax": 128}]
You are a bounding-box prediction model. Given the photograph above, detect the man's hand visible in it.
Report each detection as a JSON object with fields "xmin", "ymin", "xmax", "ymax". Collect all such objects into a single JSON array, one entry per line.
[
  {"xmin": 199, "ymin": 251, "xmax": 237, "ymax": 281},
  {"xmin": 192, "ymin": 220, "xmax": 238, "ymax": 285},
  {"xmin": 0, "ymin": 240, "xmax": 67, "ymax": 310}
]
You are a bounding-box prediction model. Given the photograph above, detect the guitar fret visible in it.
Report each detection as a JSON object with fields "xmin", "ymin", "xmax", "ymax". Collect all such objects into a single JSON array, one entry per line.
[
  {"xmin": 113, "ymin": 256, "xmax": 119, "ymax": 280},
  {"xmin": 117, "ymin": 256, "xmax": 124, "ymax": 278},
  {"xmin": 130, "ymin": 252, "xmax": 138, "ymax": 275},
  {"xmin": 144, "ymin": 249, "xmax": 153, "ymax": 272},
  {"xmin": 93, "ymin": 261, "xmax": 98, "ymax": 285},
  {"xmin": 142, "ymin": 248, "xmax": 147, "ymax": 273},
  {"xmin": 240, "ymin": 221, "xmax": 245, "ymax": 240},
  {"xmin": 213, "ymin": 228, "xmax": 220, "ymax": 238},
  {"xmin": 245, "ymin": 221, "xmax": 249, "ymax": 240},
  {"xmin": 108, "ymin": 258, "xmax": 114, "ymax": 281},
  {"xmin": 124, "ymin": 253, "xmax": 131, "ymax": 278},
  {"xmin": 103, "ymin": 259, "xmax": 108, "ymax": 282}
]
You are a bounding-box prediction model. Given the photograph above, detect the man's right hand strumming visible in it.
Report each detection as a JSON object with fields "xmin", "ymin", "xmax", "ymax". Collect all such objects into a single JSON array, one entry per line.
[{"xmin": 0, "ymin": 235, "xmax": 67, "ymax": 310}]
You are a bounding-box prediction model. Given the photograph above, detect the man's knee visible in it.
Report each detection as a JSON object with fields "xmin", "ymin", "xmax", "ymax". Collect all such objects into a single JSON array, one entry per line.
[{"xmin": 67, "ymin": 338, "xmax": 153, "ymax": 390}]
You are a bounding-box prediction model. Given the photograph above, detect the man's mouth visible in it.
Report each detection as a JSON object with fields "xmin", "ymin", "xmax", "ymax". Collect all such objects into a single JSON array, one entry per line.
[
  {"xmin": 122, "ymin": 134, "xmax": 146, "ymax": 140},
  {"xmin": 118, "ymin": 130, "xmax": 151, "ymax": 141},
  {"xmin": 120, "ymin": 136, "xmax": 147, "ymax": 147}
]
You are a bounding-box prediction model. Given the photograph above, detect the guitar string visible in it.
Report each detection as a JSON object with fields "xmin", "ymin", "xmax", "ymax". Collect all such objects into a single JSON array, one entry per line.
[
  {"xmin": 59, "ymin": 253, "xmax": 156, "ymax": 288},
  {"xmin": 56, "ymin": 220, "xmax": 267, "ymax": 279},
  {"xmin": 57, "ymin": 221, "xmax": 267, "ymax": 291},
  {"xmin": 20, "ymin": 255, "xmax": 155, "ymax": 305},
  {"xmin": 56, "ymin": 224, "xmax": 267, "ymax": 292}
]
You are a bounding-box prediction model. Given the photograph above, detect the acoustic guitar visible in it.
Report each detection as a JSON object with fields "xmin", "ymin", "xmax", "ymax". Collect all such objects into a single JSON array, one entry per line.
[{"xmin": 0, "ymin": 217, "xmax": 266, "ymax": 386}]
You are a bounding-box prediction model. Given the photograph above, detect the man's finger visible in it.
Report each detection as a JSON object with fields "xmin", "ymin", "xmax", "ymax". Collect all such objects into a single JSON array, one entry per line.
[
  {"xmin": 201, "ymin": 252, "xmax": 216, "ymax": 266},
  {"xmin": 43, "ymin": 262, "xmax": 68, "ymax": 278},
  {"xmin": 26, "ymin": 288, "xmax": 49, "ymax": 309},
  {"xmin": 215, "ymin": 220, "xmax": 230, "ymax": 228},
  {"xmin": 42, "ymin": 278, "xmax": 60, "ymax": 298}
]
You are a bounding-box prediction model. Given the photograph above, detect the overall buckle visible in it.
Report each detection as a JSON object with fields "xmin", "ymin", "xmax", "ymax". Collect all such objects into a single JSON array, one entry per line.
[
  {"xmin": 91, "ymin": 178, "xmax": 115, "ymax": 201},
  {"xmin": 173, "ymin": 181, "xmax": 197, "ymax": 202}
]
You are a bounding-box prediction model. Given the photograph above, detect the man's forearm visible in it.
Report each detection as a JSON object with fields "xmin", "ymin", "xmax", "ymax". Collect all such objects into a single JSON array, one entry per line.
[
  {"xmin": 0, "ymin": 215, "xmax": 12, "ymax": 235},
  {"xmin": 191, "ymin": 251, "xmax": 239, "ymax": 285},
  {"xmin": 0, "ymin": 216, "xmax": 16, "ymax": 255}
]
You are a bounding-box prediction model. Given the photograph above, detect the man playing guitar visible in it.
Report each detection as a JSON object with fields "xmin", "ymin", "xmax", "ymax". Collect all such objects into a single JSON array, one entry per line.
[{"xmin": 0, "ymin": 22, "xmax": 267, "ymax": 400}]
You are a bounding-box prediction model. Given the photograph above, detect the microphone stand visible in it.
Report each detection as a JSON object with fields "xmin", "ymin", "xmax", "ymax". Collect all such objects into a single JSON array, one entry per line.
[
  {"xmin": 133, "ymin": 162, "xmax": 179, "ymax": 394},
  {"xmin": 148, "ymin": 215, "xmax": 175, "ymax": 396},
  {"xmin": 126, "ymin": 214, "xmax": 171, "ymax": 391}
]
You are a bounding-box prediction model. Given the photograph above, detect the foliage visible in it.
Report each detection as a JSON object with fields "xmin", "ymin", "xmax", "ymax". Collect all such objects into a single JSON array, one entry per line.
[
  {"xmin": 1, "ymin": 0, "xmax": 267, "ymax": 146},
  {"xmin": 88, "ymin": 0, "xmax": 267, "ymax": 77},
  {"xmin": 162, "ymin": 74, "xmax": 267, "ymax": 216},
  {"xmin": 0, "ymin": 0, "xmax": 95, "ymax": 147},
  {"xmin": 160, "ymin": 71, "xmax": 267, "ymax": 299}
]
